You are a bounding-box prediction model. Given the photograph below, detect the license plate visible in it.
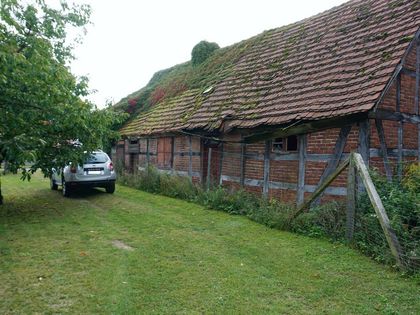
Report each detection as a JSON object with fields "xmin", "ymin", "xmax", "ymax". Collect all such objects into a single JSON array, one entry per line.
[{"xmin": 88, "ymin": 170, "xmax": 101, "ymax": 175}]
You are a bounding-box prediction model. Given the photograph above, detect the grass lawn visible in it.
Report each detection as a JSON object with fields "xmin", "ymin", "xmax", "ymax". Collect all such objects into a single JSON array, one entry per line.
[{"xmin": 0, "ymin": 173, "xmax": 419, "ymax": 314}]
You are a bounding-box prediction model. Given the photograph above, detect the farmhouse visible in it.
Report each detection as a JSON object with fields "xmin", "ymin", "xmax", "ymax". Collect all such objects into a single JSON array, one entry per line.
[{"xmin": 114, "ymin": 0, "xmax": 420, "ymax": 205}]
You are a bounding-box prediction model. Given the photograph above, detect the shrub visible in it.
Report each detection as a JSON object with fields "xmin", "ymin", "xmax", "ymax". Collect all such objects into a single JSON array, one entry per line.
[
  {"xmin": 355, "ymin": 168, "xmax": 420, "ymax": 266},
  {"xmin": 290, "ymin": 202, "xmax": 346, "ymax": 239},
  {"xmin": 191, "ymin": 40, "xmax": 220, "ymax": 66}
]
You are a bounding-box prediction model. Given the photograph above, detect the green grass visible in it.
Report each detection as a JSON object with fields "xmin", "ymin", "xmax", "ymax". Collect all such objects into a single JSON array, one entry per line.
[{"xmin": 0, "ymin": 173, "xmax": 419, "ymax": 314}]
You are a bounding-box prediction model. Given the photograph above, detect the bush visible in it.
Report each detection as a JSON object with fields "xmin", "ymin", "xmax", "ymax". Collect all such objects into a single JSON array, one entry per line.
[
  {"xmin": 355, "ymin": 167, "xmax": 420, "ymax": 266},
  {"xmin": 290, "ymin": 202, "xmax": 346, "ymax": 239},
  {"xmin": 191, "ymin": 40, "xmax": 220, "ymax": 66}
]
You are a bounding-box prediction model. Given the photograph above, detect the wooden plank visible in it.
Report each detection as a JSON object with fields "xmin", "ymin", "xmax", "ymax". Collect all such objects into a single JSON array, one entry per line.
[
  {"xmin": 244, "ymin": 113, "xmax": 365, "ymax": 143},
  {"xmin": 263, "ymin": 140, "xmax": 271, "ymax": 197},
  {"xmin": 370, "ymin": 148, "xmax": 418, "ymax": 158},
  {"xmin": 240, "ymin": 142, "xmax": 246, "ymax": 187},
  {"xmin": 346, "ymin": 156, "xmax": 356, "ymax": 242},
  {"xmin": 401, "ymin": 67, "xmax": 417, "ymax": 78},
  {"xmin": 218, "ymin": 143, "xmax": 224, "ymax": 186},
  {"xmin": 206, "ymin": 147, "xmax": 212, "ymax": 191},
  {"xmin": 171, "ymin": 136, "xmax": 175, "ymax": 170},
  {"xmin": 358, "ymin": 119, "xmax": 370, "ymax": 192},
  {"xmin": 353, "ymin": 153, "xmax": 404, "ymax": 268},
  {"xmin": 358, "ymin": 120, "xmax": 370, "ymax": 165},
  {"xmin": 291, "ymin": 157, "xmax": 349, "ymax": 219},
  {"xmin": 188, "ymin": 136, "xmax": 192, "ymax": 177},
  {"xmin": 313, "ymin": 125, "xmax": 351, "ymax": 205},
  {"xmin": 374, "ymin": 119, "xmax": 393, "ymax": 181},
  {"xmin": 296, "ymin": 134, "xmax": 307, "ymax": 206},
  {"xmin": 146, "ymin": 139, "xmax": 150, "ymax": 166},
  {"xmin": 368, "ymin": 109, "xmax": 420, "ymax": 124},
  {"xmin": 220, "ymin": 174, "xmax": 347, "ymax": 196}
]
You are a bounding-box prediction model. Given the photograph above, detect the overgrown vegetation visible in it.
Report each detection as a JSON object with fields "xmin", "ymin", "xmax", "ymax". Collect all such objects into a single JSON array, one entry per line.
[
  {"xmin": 118, "ymin": 164, "xmax": 420, "ymax": 271},
  {"xmin": 191, "ymin": 40, "xmax": 220, "ymax": 66},
  {"xmin": 355, "ymin": 165, "xmax": 420, "ymax": 266},
  {"xmin": 113, "ymin": 31, "xmax": 268, "ymax": 117}
]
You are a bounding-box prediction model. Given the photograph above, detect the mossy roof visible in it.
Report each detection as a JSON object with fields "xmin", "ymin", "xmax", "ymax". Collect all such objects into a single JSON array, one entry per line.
[{"xmin": 120, "ymin": 0, "xmax": 420, "ymax": 137}]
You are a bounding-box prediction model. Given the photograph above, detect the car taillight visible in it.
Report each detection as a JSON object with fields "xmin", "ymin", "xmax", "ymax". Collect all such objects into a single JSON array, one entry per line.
[
  {"xmin": 108, "ymin": 162, "xmax": 114, "ymax": 171},
  {"xmin": 70, "ymin": 166, "xmax": 77, "ymax": 173}
]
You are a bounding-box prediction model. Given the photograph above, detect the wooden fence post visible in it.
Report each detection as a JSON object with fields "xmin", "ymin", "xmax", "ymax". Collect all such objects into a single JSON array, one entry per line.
[
  {"xmin": 353, "ymin": 153, "xmax": 404, "ymax": 268},
  {"xmin": 346, "ymin": 153, "xmax": 356, "ymax": 242}
]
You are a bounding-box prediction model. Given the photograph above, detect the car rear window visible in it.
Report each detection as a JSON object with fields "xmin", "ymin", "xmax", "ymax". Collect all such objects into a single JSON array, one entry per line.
[{"xmin": 85, "ymin": 152, "xmax": 108, "ymax": 164}]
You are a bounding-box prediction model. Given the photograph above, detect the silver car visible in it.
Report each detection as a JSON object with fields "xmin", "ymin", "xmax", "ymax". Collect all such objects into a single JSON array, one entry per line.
[{"xmin": 51, "ymin": 151, "xmax": 116, "ymax": 197}]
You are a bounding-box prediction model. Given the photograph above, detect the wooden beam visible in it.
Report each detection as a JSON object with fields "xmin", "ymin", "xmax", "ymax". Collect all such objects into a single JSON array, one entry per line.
[
  {"xmin": 171, "ymin": 136, "xmax": 175, "ymax": 171},
  {"xmin": 291, "ymin": 157, "xmax": 350, "ymax": 219},
  {"xmin": 346, "ymin": 156, "xmax": 356, "ymax": 242},
  {"xmin": 146, "ymin": 138, "xmax": 150, "ymax": 166},
  {"xmin": 374, "ymin": 119, "xmax": 393, "ymax": 181},
  {"xmin": 188, "ymin": 135, "xmax": 192, "ymax": 177},
  {"xmin": 263, "ymin": 140, "xmax": 271, "ymax": 197},
  {"xmin": 244, "ymin": 113, "xmax": 365, "ymax": 143},
  {"xmin": 401, "ymin": 67, "xmax": 416, "ymax": 78},
  {"xmin": 297, "ymin": 134, "xmax": 307, "ymax": 206},
  {"xmin": 368, "ymin": 109, "xmax": 420, "ymax": 124},
  {"xmin": 396, "ymin": 74, "xmax": 403, "ymax": 180},
  {"xmin": 206, "ymin": 148, "xmax": 212, "ymax": 190},
  {"xmin": 240, "ymin": 142, "xmax": 246, "ymax": 187},
  {"xmin": 358, "ymin": 119, "xmax": 370, "ymax": 192},
  {"xmin": 313, "ymin": 125, "xmax": 351, "ymax": 205},
  {"xmin": 358, "ymin": 120, "xmax": 370, "ymax": 165},
  {"xmin": 398, "ymin": 121, "xmax": 403, "ymax": 181},
  {"xmin": 353, "ymin": 153, "xmax": 404, "ymax": 269}
]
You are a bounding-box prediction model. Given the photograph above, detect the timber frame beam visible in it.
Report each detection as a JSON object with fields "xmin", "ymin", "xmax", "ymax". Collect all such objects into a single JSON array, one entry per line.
[
  {"xmin": 368, "ymin": 109, "xmax": 420, "ymax": 124},
  {"xmin": 243, "ymin": 113, "xmax": 366, "ymax": 143}
]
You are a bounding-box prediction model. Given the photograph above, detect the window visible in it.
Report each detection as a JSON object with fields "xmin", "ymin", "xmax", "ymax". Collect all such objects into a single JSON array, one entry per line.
[
  {"xmin": 157, "ymin": 137, "xmax": 173, "ymax": 169},
  {"xmin": 85, "ymin": 152, "xmax": 108, "ymax": 163},
  {"xmin": 272, "ymin": 138, "xmax": 284, "ymax": 152},
  {"xmin": 129, "ymin": 139, "xmax": 138, "ymax": 145},
  {"xmin": 272, "ymin": 135, "xmax": 298, "ymax": 152}
]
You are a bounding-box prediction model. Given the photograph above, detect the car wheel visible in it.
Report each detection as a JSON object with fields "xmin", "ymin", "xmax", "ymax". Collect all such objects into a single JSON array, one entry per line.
[
  {"xmin": 106, "ymin": 183, "xmax": 115, "ymax": 194},
  {"xmin": 50, "ymin": 178, "xmax": 58, "ymax": 190},
  {"xmin": 62, "ymin": 178, "xmax": 71, "ymax": 197}
]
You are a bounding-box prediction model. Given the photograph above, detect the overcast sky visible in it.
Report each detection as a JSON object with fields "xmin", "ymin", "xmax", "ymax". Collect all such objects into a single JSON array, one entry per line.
[{"xmin": 70, "ymin": 0, "xmax": 348, "ymax": 107}]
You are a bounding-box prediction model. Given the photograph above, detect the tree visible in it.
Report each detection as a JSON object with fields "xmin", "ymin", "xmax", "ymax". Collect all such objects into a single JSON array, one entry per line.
[{"xmin": 0, "ymin": 0, "xmax": 126, "ymax": 204}]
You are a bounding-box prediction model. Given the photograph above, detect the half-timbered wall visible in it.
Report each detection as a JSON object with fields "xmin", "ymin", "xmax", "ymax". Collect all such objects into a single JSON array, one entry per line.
[{"xmin": 115, "ymin": 38, "xmax": 419, "ymax": 205}]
